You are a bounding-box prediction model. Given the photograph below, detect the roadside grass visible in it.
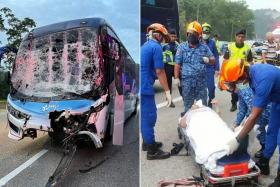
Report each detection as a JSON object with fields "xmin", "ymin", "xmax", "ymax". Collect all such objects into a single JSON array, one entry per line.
[{"xmin": 0, "ymin": 99, "xmax": 7, "ymax": 110}]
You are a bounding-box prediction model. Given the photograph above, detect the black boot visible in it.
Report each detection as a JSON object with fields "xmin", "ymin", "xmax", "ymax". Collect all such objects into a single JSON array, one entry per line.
[
  {"xmin": 269, "ymin": 170, "xmax": 280, "ymax": 187},
  {"xmin": 142, "ymin": 141, "xmax": 162, "ymax": 151},
  {"xmin": 230, "ymin": 104, "xmax": 237, "ymax": 112},
  {"xmin": 147, "ymin": 143, "xmax": 170, "ymax": 160},
  {"xmin": 255, "ymin": 144, "xmax": 265, "ymax": 158},
  {"xmin": 256, "ymin": 156, "xmax": 270, "ymax": 175}
]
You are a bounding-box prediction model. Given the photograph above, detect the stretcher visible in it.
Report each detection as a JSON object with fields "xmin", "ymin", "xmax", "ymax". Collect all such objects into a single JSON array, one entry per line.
[{"xmin": 177, "ymin": 102, "xmax": 260, "ymax": 187}]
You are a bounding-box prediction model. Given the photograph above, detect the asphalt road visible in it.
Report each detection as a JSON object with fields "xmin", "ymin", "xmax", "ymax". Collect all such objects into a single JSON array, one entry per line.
[
  {"xmin": 140, "ymin": 79, "xmax": 278, "ymax": 187},
  {"xmin": 0, "ymin": 109, "xmax": 139, "ymax": 187}
]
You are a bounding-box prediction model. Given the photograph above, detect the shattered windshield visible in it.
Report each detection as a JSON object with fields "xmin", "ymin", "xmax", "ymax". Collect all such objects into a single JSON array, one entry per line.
[{"xmin": 11, "ymin": 27, "xmax": 103, "ymax": 99}]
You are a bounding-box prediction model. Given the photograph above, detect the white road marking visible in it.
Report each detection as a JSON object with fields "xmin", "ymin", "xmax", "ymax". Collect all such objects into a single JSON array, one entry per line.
[
  {"xmin": 156, "ymin": 96, "xmax": 182, "ymax": 109},
  {"xmin": 0, "ymin": 149, "xmax": 48, "ymax": 186}
]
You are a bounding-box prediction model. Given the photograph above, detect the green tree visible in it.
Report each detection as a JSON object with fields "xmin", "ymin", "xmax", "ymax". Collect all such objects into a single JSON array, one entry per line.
[
  {"xmin": 0, "ymin": 7, "xmax": 36, "ymax": 69},
  {"xmin": 0, "ymin": 7, "xmax": 36, "ymax": 99},
  {"xmin": 254, "ymin": 9, "xmax": 280, "ymax": 39},
  {"xmin": 0, "ymin": 71, "xmax": 10, "ymax": 99},
  {"xmin": 0, "ymin": 7, "xmax": 36, "ymax": 48},
  {"xmin": 178, "ymin": 0, "xmax": 255, "ymax": 42}
]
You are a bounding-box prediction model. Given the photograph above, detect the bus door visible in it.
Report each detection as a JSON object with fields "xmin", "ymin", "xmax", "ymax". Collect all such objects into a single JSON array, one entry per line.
[{"xmin": 105, "ymin": 26, "xmax": 124, "ymax": 145}]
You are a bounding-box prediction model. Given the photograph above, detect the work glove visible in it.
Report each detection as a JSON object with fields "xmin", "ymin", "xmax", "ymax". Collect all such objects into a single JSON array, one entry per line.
[
  {"xmin": 165, "ymin": 90, "xmax": 173, "ymax": 107},
  {"xmin": 202, "ymin": 57, "xmax": 210, "ymax": 64},
  {"xmin": 174, "ymin": 78, "xmax": 180, "ymax": 87},
  {"xmin": 225, "ymin": 137, "xmax": 239, "ymax": 155}
]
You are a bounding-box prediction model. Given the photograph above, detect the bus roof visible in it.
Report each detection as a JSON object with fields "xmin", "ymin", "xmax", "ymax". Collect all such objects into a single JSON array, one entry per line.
[{"xmin": 25, "ymin": 17, "xmax": 107, "ymax": 39}]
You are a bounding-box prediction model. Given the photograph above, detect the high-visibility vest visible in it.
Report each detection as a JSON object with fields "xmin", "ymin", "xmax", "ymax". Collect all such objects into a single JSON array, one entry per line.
[
  {"xmin": 228, "ymin": 42, "xmax": 251, "ymax": 61},
  {"xmin": 215, "ymin": 40, "xmax": 221, "ymax": 53},
  {"xmin": 163, "ymin": 50, "xmax": 175, "ymax": 65},
  {"xmin": 162, "ymin": 42, "xmax": 179, "ymax": 66}
]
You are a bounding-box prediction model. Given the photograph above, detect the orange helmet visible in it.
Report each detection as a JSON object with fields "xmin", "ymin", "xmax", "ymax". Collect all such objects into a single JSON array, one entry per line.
[
  {"xmin": 218, "ymin": 59, "xmax": 245, "ymax": 90},
  {"xmin": 147, "ymin": 23, "xmax": 170, "ymax": 42},
  {"xmin": 147, "ymin": 23, "xmax": 169, "ymax": 36},
  {"xmin": 187, "ymin": 21, "xmax": 202, "ymax": 36}
]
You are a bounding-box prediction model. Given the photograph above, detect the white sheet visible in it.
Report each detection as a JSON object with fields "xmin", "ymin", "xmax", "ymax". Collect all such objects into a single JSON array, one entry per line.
[{"xmin": 181, "ymin": 106, "xmax": 236, "ymax": 171}]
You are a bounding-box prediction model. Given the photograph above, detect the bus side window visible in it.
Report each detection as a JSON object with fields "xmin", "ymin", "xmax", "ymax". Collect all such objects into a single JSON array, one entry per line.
[
  {"xmin": 101, "ymin": 26, "xmax": 121, "ymax": 88},
  {"xmin": 106, "ymin": 27, "xmax": 123, "ymax": 95},
  {"xmin": 142, "ymin": 0, "xmax": 155, "ymax": 6},
  {"xmin": 101, "ymin": 27, "xmax": 109, "ymax": 57},
  {"xmin": 121, "ymin": 46, "xmax": 129, "ymax": 95},
  {"xmin": 106, "ymin": 27, "xmax": 120, "ymax": 61}
]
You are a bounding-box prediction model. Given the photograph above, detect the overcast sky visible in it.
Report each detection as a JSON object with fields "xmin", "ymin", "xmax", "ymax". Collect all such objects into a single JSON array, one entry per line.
[
  {"xmin": 232, "ymin": 0, "xmax": 280, "ymax": 11},
  {"xmin": 0, "ymin": 0, "xmax": 139, "ymax": 62}
]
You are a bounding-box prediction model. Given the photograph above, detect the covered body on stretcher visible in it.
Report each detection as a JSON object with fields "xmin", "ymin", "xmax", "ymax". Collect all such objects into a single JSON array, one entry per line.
[{"xmin": 178, "ymin": 101, "xmax": 260, "ymax": 181}]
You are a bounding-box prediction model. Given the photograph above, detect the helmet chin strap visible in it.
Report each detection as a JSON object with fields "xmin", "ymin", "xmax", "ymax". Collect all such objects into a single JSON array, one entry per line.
[
  {"xmin": 148, "ymin": 31, "xmax": 162, "ymax": 43},
  {"xmin": 147, "ymin": 30, "xmax": 153, "ymax": 40}
]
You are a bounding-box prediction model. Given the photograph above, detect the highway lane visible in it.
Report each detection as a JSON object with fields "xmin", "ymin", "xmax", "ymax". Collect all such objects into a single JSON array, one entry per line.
[{"xmin": 0, "ymin": 110, "xmax": 139, "ymax": 187}]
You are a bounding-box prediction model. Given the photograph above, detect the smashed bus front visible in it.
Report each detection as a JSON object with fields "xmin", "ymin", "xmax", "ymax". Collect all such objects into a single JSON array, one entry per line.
[{"xmin": 7, "ymin": 25, "xmax": 106, "ymax": 140}]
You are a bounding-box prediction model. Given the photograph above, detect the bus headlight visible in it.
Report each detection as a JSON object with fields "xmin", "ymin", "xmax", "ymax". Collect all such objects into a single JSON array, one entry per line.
[{"xmin": 7, "ymin": 103, "xmax": 30, "ymax": 120}]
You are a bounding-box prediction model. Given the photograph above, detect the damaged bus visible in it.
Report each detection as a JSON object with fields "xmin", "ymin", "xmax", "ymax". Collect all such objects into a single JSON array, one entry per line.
[{"xmin": 6, "ymin": 18, "xmax": 138, "ymax": 147}]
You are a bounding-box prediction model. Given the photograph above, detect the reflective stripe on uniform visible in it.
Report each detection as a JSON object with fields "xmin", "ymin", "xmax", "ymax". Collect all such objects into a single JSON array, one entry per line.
[{"xmin": 163, "ymin": 50, "xmax": 175, "ymax": 65}]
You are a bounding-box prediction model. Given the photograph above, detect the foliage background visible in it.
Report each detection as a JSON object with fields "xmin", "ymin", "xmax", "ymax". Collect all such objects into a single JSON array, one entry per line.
[
  {"xmin": 0, "ymin": 7, "xmax": 36, "ymax": 99},
  {"xmin": 178, "ymin": 0, "xmax": 255, "ymax": 41}
]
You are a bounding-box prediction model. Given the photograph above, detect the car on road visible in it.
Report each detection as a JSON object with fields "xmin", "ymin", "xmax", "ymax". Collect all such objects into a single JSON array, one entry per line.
[
  {"xmin": 6, "ymin": 18, "xmax": 138, "ymax": 148},
  {"xmin": 251, "ymin": 41, "xmax": 263, "ymax": 55}
]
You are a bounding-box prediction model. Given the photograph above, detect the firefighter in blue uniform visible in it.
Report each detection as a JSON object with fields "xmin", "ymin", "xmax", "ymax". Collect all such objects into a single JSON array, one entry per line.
[
  {"xmin": 174, "ymin": 21, "xmax": 214, "ymax": 113},
  {"xmin": 141, "ymin": 23, "xmax": 173, "ymax": 160},
  {"xmin": 221, "ymin": 61, "xmax": 280, "ymax": 187},
  {"xmin": 233, "ymin": 83, "xmax": 271, "ymax": 159},
  {"xmin": 201, "ymin": 23, "xmax": 219, "ymax": 108}
]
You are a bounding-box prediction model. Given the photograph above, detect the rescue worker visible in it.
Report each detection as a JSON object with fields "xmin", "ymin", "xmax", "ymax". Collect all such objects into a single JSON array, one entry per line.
[
  {"xmin": 162, "ymin": 29, "xmax": 179, "ymax": 107},
  {"xmin": 221, "ymin": 61, "xmax": 280, "ymax": 187},
  {"xmin": 262, "ymin": 32, "xmax": 280, "ymax": 66},
  {"xmin": 201, "ymin": 23, "xmax": 220, "ymax": 108},
  {"xmin": 223, "ymin": 29, "xmax": 253, "ymax": 112},
  {"xmin": 174, "ymin": 21, "xmax": 214, "ymax": 114},
  {"xmin": 141, "ymin": 23, "xmax": 173, "ymax": 160},
  {"xmin": 232, "ymin": 82, "xmax": 271, "ymax": 159}
]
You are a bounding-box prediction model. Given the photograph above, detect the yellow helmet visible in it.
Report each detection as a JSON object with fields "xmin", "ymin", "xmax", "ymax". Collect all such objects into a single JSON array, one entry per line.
[{"xmin": 202, "ymin": 22, "xmax": 211, "ymax": 34}]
